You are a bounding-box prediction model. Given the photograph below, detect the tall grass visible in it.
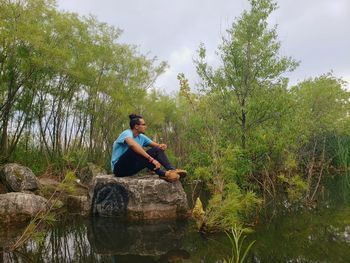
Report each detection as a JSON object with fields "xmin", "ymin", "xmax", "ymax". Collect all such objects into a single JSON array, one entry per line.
[{"xmin": 336, "ymin": 137, "xmax": 350, "ymax": 201}]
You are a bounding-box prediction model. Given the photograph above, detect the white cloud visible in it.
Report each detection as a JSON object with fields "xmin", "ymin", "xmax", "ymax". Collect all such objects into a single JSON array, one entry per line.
[
  {"xmin": 56, "ymin": 0, "xmax": 350, "ymax": 92},
  {"xmin": 341, "ymin": 75, "xmax": 350, "ymax": 90},
  {"xmin": 168, "ymin": 47, "xmax": 193, "ymax": 66},
  {"xmin": 156, "ymin": 47, "xmax": 195, "ymax": 92}
]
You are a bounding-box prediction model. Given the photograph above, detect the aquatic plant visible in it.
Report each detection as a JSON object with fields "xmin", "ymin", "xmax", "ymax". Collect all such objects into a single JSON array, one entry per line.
[
  {"xmin": 223, "ymin": 224, "xmax": 255, "ymax": 263},
  {"xmin": 205, "ymin": 183, "xmax": 261, "ymax": 231},
  {"xmin": 278, "ymin": 174, "xmax": 307, "ymax": 203}
]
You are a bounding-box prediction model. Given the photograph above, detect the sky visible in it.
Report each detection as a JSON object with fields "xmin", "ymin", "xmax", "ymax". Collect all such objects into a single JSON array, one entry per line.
[{"xmin": 56, "ymin": 0, "xmax": 350, "ymax": 93}]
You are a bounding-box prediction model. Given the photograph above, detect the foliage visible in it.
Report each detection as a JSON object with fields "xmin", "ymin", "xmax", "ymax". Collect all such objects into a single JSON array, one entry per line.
[
  {"xmin": 195, "ymin": 0, "xmax": 298, "ymax": 150},
  {"xmin": 223, "ymin": 225, "xmax": 256, "ymax": 263},
  {"xmin": 0, "ymin": 0, "xmax": 166, "ymax": 174},
  {"xmin": 278, "ymin": 174, "xmax": 308, "ymax": 203},
  {"xmin": 1, "ymin": 0, "xmax": 350, "ymax": 233},
  {"xmin": 192, "ymin": 197, "xmax": 205, "ymax": 230},
  {"xmin": 205, "ymin": 183, "xmax": 261, "ymax": 231},
  {"xmin": 58, "ymin": 171, "xmax": 77, "ymax": 194}
]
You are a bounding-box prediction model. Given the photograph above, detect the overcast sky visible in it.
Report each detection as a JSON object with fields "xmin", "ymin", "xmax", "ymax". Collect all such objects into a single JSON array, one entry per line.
[{"xmin": 56, "ymin": 0, "xmax": 350, "ymax": 93}]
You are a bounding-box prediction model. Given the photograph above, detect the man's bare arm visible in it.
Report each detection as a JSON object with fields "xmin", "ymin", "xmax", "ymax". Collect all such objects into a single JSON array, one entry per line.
[
  {"xmin": 125, "ymin": 137, "xmax": 161, "ymax": 169},
  {"xmin": 149, "ymin": 141, "xmax": 167, "ymax": 150}
]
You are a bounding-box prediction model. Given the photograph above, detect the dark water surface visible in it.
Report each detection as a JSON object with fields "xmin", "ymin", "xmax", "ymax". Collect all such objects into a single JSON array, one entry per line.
[
  {"xmin": 2, "ymin": 178, "xmax": 350, "ymax": 262},
  {"xmin": 1, "ymin": 205, "xmax": 350, "ymax": 263}
]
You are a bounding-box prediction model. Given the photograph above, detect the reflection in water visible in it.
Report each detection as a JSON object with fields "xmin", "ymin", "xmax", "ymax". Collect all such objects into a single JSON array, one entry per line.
[
  {"xmin": 2, "ymin": 176, "xmax": 350, "ymax": 263},
  {"xmin": 88, "ymin": 217, "xmax": 190, "ymax": 259},
  {"xmin": 1, "ymin": 217, "xmax": 194, "ymax": 263},
  {"xmin": 250, "ymin": 205, "xmax": 350, "ymax": 263},
  {"xmin": 110, "ymin": 250, "xmax": 190, "ymax": 263}
]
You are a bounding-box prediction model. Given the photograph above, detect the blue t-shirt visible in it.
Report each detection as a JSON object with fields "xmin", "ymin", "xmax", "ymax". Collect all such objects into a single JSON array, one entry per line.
[{"xmin": 111, "ymin": 129, "xmax": 152, "ymax": 171}]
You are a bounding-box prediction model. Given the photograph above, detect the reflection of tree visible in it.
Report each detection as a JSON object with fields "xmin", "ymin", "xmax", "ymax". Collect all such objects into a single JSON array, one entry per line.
[
  {"xmin": 249, "ymin": 207, "xmax": 350, "ymax": 262},
  {"xmin": 111, "ymin": 249, "xmax": 190, "ymax": 263},
  {"xmin": 3, "ymin": 216, "xmax": 99, "ymax": 262}
]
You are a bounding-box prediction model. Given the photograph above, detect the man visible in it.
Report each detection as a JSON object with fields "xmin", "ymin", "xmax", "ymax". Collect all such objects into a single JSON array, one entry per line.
[{"xmin": 111, "ymin": 114, "xmax": 187, "ymax": 182}]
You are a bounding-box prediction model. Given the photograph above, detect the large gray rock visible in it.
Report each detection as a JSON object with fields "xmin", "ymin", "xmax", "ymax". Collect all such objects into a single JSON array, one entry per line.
[
  {"xmin": 79, "ymin": 162, "xmax": 107, "ymax": 185},
  {"xmin": 89, "ymin": 175, "xmax": 189, "ymax": 220},
  {"xmin": 0, "ymin": 192, "xmax": 48, "ymax": 224},
  {"xmin": 0, "ymin": 163, "xmax": 39, "ymax": 192}
]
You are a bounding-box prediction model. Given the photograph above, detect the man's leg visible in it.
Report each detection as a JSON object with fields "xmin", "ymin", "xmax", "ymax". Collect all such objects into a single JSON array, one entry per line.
[
  {"xmin": 114, "ymin": 148, "xmax": 166, "ymax": 177},
  {"xmin": 146, "ymin": 147, "xmax": 187, "ymax": 178},
  {"xmin": 146, "ymin": 147, "xmax": 175, "ymax": 170}
]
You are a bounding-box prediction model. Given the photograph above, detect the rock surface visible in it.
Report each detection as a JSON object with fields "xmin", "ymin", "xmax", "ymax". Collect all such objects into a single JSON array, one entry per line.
[
  {"xmin": 79, "ymin": 162, "xmax": 107, "ymax": 185},
  {"xmin": 89, "ymin": 174, "xmax": 189, "ymax": 220},
  {"xmin": 0, "ymin": 193, "xmax": 48, "ymax": 224},
  {"xmin": 66, "ymin": 195, "xmax": 89, "ymax": 215},
  {"xmin": 0, "ymin": 182, "xmax": 7, "ymax": 194},
  {"xmin": 0, "ymin": 163, "xmax": 39, "ymax": 192}
]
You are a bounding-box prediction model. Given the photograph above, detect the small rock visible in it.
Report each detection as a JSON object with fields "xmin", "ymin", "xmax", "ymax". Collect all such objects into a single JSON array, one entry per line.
[
  {"xmin": 79, "ymin": 162, "xmax": 107, "ymax": 185},
  {"xmin": 66, "ymin": 195, "xmax": 89, "ymax": 215},
  {"xmin": 37, "ymin": 177, "xmax": 60, "ymax": 198},
  {"xmin": 0, "ymin": 192, "xmax": 48, "ymax": 224},
  {"xmin": 0, "ymin": 163, "xmax": 39, "ymax": 192}
]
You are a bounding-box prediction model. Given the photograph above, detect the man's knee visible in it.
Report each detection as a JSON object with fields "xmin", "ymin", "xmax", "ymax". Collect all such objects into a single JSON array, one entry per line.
[{"xmin": 147, "ymin": 147, "xmax": 162, "ymax": 156}]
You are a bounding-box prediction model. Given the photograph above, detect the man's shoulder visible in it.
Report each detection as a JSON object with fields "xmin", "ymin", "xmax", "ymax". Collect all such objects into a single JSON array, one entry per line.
[
  {"xmin": 139, "ymin": 133, "xmax": 152, "ymax": 141},
  {"xmin": 120, "ymin": 129, "xmax": 132, "ymax": 136},
  {"xmin": 117, "ymin": 129, "xmax": 133, "ymax": 141}
]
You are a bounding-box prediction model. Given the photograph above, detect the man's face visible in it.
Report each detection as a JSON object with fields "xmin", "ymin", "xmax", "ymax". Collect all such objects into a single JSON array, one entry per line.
[{"xmin": 135, "ymin": 118, "xmax": 147, "ymax": 134}]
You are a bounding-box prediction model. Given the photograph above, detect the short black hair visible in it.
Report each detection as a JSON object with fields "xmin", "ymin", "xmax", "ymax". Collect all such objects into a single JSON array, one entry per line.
[{"xmin": 129, "ymin": 113, "xmax": 143, "ymax": 129}]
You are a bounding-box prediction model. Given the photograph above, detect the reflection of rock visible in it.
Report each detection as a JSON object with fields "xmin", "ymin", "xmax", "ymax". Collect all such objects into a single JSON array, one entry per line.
[
  {"xmin": 0, "ymin": 192, "xmax": 48, "ymax": 224},
  {"xmin": 0, "ymin": 224, "xmax": 26, "ymax": 249},
  {"xmin": 0, "ymin": 163, "xmax": 39, "ymax": 192},
  {"xmin": 87, "ymin": 217, "xmax": 187, "ymax": 257},
  {"xmin": 89, "ymin": 175, "xmax": 189, "ymax": 220}
]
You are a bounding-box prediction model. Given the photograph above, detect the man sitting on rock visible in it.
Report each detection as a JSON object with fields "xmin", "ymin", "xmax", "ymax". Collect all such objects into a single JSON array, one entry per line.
[{"xmin": 111, "ymin": 114, "xmax": 187, "ymax": 182}]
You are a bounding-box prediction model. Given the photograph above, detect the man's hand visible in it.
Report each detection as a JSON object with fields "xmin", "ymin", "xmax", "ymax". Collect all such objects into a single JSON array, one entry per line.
[
  {"xmin": 151, "ymin": 159, "xmax": 161, "ymax": 170},
  {"xmin": 158, "ymin": 143, "xmax": 167, "ymax": 151}
]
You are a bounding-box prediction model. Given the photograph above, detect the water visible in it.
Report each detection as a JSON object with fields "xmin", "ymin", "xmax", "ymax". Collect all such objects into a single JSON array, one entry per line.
[
  {"xmin": 2, "ymin": 205, "xmax": 350, "ymax": 263},
  {"xmin": 1, "ymin": 217, "xmax": 229, "ymax": 262},
  {"xmin": 2, "ymin": 176, "xmax": 350, "ymax": 262},
  {"xmin": 249, "ymin": 205, "xmax": 350, "ymax": 262}
]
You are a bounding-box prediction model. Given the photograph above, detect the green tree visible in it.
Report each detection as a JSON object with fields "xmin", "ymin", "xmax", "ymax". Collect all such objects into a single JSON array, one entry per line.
[
  {"xmin": 0, "ymin": 0, "xmax": 56, "ymax": 162},
  {"xmin": 195, "ymin": 0, "xmax": 298, "ymax": 150}
]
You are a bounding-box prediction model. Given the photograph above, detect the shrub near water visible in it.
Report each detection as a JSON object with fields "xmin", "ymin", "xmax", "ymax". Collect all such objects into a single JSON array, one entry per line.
[
  {"xmin": 205, "ymin": 183, "xmax": 260, "ymax": 231},
  {"xmin": 193, "ymin": 146, "xmax": 261, "ymax": 231}
]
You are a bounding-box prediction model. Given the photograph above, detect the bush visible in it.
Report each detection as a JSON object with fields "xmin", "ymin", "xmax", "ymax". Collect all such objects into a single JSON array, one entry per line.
[{"xmin": 205, "ymin": 183, "xmax": 261, "ymax": 231}]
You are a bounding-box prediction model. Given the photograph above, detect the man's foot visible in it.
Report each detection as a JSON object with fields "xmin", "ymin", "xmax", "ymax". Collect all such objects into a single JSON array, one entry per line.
[
  {"xmin": 162, "ymin": 170, "xmax": 180, "ymax": 182},
  {"xmin": 173, "ymin": 169, "xmax": 187, "ymax": 178}
]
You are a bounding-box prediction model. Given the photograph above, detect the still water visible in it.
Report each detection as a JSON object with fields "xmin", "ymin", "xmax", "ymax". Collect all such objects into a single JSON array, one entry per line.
[
  {"xmin": 1, "ymin": 205, "xmax": 350, "ymax": 263},
  {"xmin": 1, "ymin": 179, "xmax": 350, "ymax": 262}
]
